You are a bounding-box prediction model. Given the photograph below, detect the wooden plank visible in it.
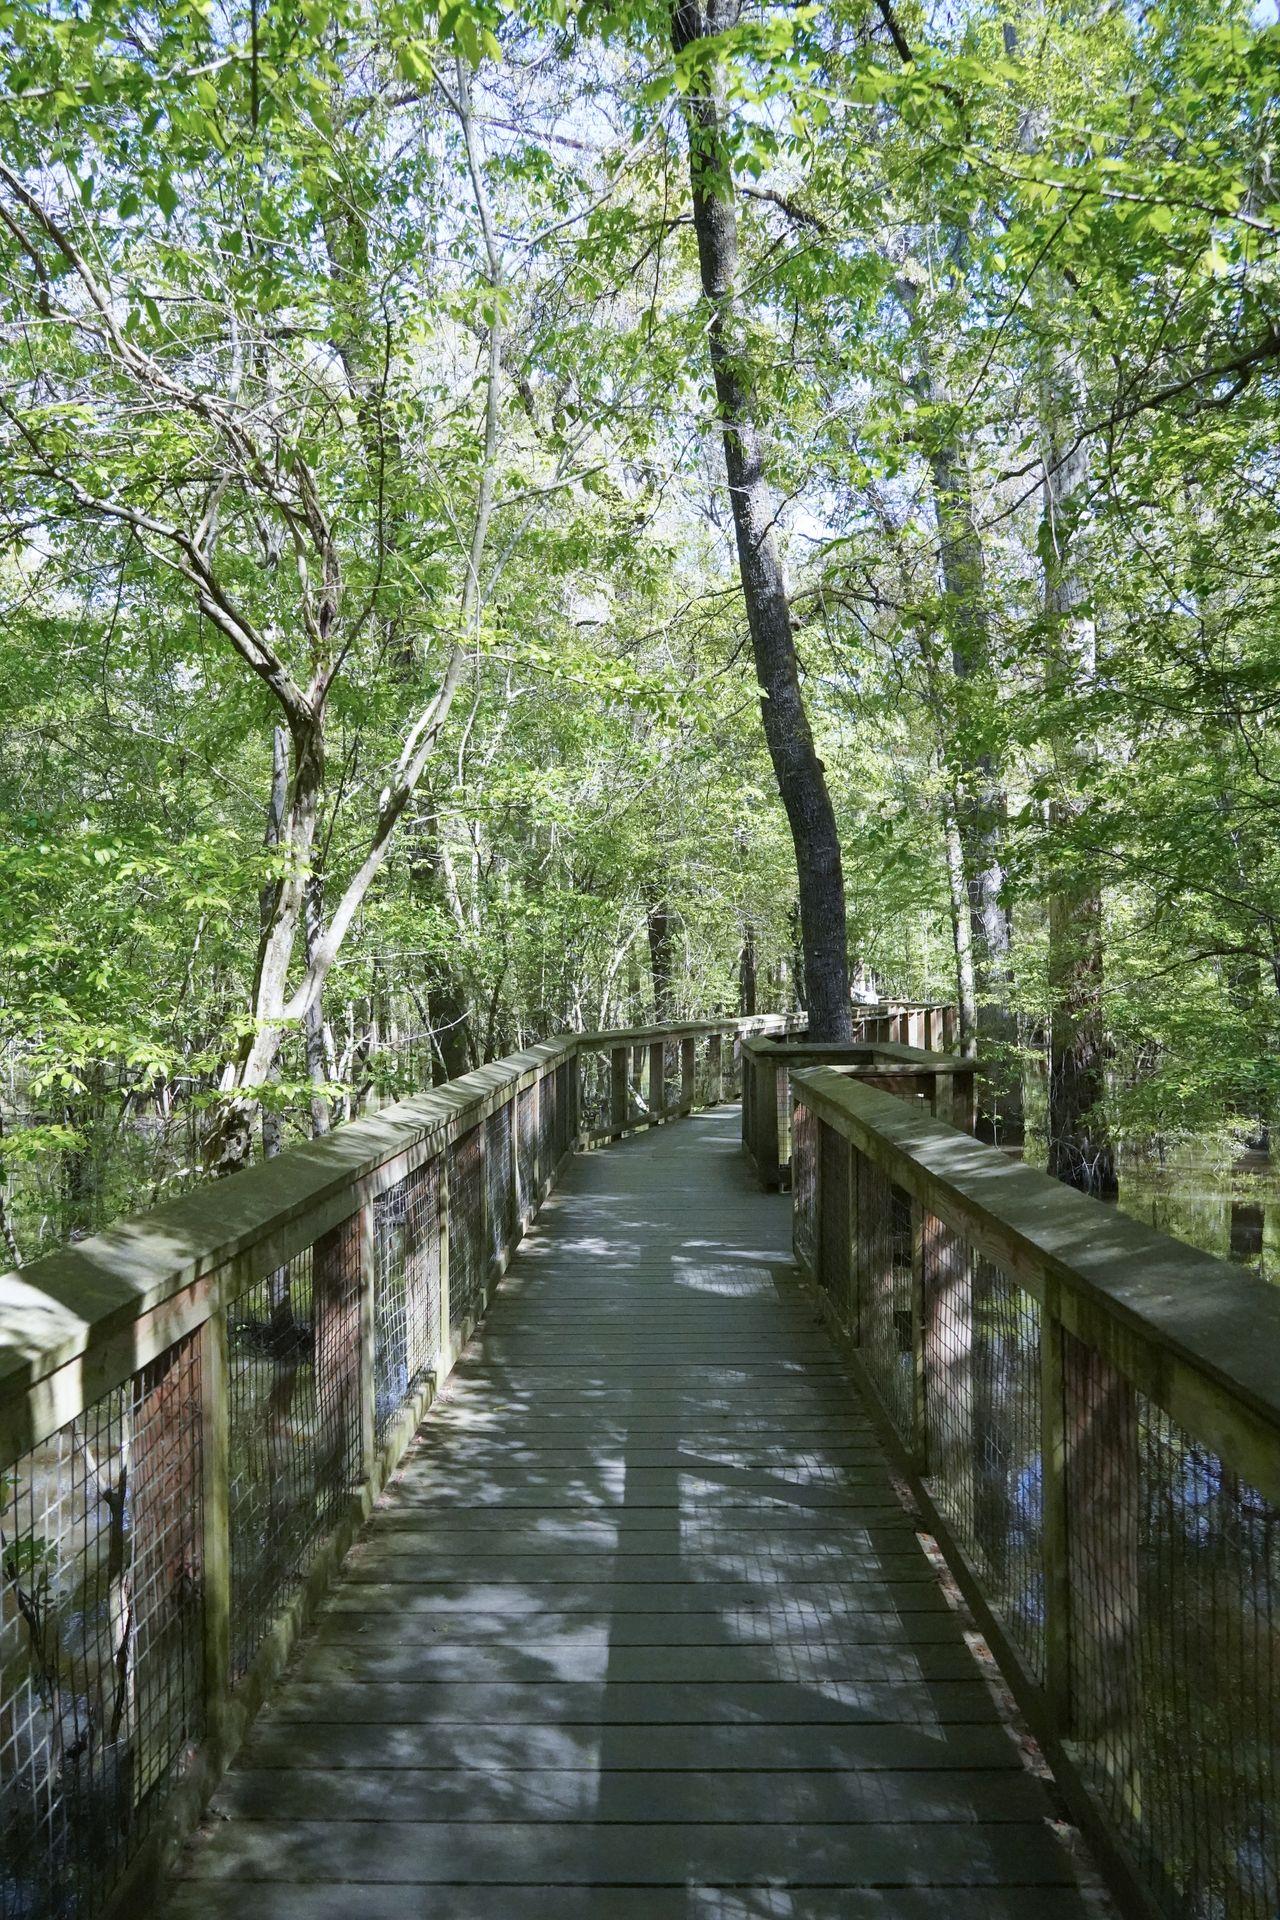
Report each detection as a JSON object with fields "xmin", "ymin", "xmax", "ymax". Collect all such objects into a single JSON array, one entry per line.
[
  {"xmin": 161, "ymin": 1889, "xmax": 1102, "ymax": 1920},
  {"xmin": 291, "ymin": 1639, "xmax": 982, "ymax": 1685},
  {"xmin": 237, "ymin": 1718, "xmax": 1027, "ymax": 1773},
  {"xmin": 262, "ymin": 1679, "xmax": 1003, "ymax": 1725},
  {"xmin": 176, "ymin": 1817, "xmax": 1082, "ymax": 1885},
  {"xmin": 212, "ymin": 1765, "xmax": 1048, "ymax": 1822}
]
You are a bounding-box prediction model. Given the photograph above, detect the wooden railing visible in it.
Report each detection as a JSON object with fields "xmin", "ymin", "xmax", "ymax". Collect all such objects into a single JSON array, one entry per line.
[
  {"xmin": 791, "ymin": 1066, "xmax": 1280, "ymax": 1920},
  {"xmin": 0, "ymin": 1017, "xmax": 753, "ymax": 1920},
  {"xmin": 741, "ymin": 1019, "xmax": 974, "ymax": 1189}
]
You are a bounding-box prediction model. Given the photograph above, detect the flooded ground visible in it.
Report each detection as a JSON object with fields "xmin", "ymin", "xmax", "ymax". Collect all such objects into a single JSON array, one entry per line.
[{"xmin": 1118, "ymin": 1156, "xmax": 1280, "ymax": 1287}]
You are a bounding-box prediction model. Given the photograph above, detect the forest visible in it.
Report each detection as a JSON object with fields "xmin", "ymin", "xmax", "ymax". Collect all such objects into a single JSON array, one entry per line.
[{"xmin": 2, "ymin": 0, "xmax": 1278, "ymax": 1261}]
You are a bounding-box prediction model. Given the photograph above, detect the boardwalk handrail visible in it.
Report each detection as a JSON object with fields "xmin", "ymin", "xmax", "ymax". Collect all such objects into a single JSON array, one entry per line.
[
  {"xmin": 0, "ymin": 1016, "xmax": 758, "ymax": 1920},
  {"xmin": 791, "ymin": 1065, "xmax": 1280, "ymax": 1920},
  {"xmin": 740, "ymin": 1026, "xmax": 976, "ymax": 1189}
]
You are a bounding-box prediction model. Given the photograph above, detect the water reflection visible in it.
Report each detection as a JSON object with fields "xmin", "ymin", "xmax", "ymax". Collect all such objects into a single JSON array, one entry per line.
[{"xmin": 1118, "ymin": 1161, "xmax": 1280, "ymax": 1287}]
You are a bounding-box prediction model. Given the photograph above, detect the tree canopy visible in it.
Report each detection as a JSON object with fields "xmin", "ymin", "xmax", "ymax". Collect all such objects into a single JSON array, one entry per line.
[{"xmin": 2, "ymin": 0, "xmax": 1278, "ymax": 1251}]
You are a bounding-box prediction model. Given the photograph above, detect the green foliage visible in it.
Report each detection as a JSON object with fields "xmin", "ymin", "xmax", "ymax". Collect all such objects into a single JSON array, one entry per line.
[{"xmin": 1, "ymin": 0, "xmax": 1277, "ymax": 1258}]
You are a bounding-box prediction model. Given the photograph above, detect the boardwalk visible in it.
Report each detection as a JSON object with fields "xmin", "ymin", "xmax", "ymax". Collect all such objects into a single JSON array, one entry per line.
[{"xmin": 163, "ymin": 1107, "xmax": 1106, "ymax": 1920}]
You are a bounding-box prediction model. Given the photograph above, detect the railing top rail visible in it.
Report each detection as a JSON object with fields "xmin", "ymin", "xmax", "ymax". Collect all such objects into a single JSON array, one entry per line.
[
  {"xmin": 741, "ymin": 1036, "xmax": 963, "ymax": 1066},
  {"xmin": 0, "ymin": 1035, "xmax": 579, "ymax": 1421},
  {"xmin": 0, "ymin": 1014, "xmax": 771, "ymax": 1455},
  {"xmin": 794, "ymin": 1065, "xmax": 1280, "ymax": 1491},
  {"xmin": 576, "ymin": 1017, "xmax": 753, "ymax": 1048}
]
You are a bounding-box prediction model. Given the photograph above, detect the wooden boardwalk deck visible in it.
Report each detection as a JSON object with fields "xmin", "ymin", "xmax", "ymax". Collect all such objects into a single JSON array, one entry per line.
[{"xmin": 163, "ymin": 1107, "xmax": 1109, "ymax": 1920}]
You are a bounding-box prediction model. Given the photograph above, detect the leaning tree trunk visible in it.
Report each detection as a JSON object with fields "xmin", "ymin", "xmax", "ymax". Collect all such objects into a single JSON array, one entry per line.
[
  {"xmin": 1040, "ymin": 368, "xmax": 1117, "ymax": 1200},
  {"xmin": 671, "ymin": 0, "xmax": 851, "ymax": 1041}
]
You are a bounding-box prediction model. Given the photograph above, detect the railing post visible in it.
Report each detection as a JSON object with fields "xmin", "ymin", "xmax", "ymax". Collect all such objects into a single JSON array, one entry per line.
[
  {"xmin": 755, "ymin": 1053, "xmax": 780, "ymax": 1186},
  {"xmin": 708, "ymin": 1031, "xmax": 723, "ymax": 1106},
  {"xmin": 437, "ymin": 1149, "xmax": 451, "ymax": 1363},
  {"xmin": 679, "ymin": 1036, "xmax": 696, "ymax": 1115},
  {"xmin": 199, "ymin": 1295, "xmax": 232, "ymax": 1748},
  {"xmin": 357, "ymin": 1200, "xmax": 376, "ymax": 1482},
  {"xmin": 610, "ymin": 1045, "xmax": 628, "ymax": 1139},
  {"xmin": 816, "ymin": 1121, "xmax": 854, "ymax": 1330},
  {"xmin": 647, "ymin": 1038, "xmax": 664, "ymax": 1125}
]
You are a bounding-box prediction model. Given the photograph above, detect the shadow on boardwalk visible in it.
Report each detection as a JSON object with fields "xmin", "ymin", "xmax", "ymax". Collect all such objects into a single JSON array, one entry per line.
[{"xmin": 161, "ymin": 1109, "xmax": 1112, "ymax": 1920}]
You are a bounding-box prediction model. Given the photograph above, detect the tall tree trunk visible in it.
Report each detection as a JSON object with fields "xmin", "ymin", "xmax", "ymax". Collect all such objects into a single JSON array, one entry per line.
[
  {"xmin": 671, "ymin": 0, "xmax": 851, "ymax": 1040},
  {"xmin": 1040, "ymin": 367, "xmax": 1117, "ymax": 1199},
  {"xmin": 943, "ymin": 790, "xmax": 978, "ymax": 1059},
  {"xmin": 739, "ymin": 919, "xmax": 758, "ymax": 1017},
  {"xmin": 647, "ymin": 900, "xmax": 676, "ymax": 1022},
  {"xmin": 898, "ymin": 273, "xmax": 1018, "ymax": 1119}
]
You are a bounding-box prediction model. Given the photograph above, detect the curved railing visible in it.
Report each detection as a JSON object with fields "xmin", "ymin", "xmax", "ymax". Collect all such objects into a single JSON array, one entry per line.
[{"xmin": 0, "ymin": 1017, "xmax": 765, "ymax": 1920}]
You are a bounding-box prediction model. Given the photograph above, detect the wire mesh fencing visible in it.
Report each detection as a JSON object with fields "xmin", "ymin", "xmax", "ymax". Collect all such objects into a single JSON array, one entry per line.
[
  {"xmin": 920, "ymin": 1222, "xmax": 1045, "ymax": 1678},
  {"xmin": 854, "ymin": 1152, "xmax": 915, "ymax": 1448},
  {"xmin": 538, "ymin": 1073, "xmax": 557, "ymax": 1189},
  {"xmin": 797, "ymin": 1083, "xmax": 1280, "ymax": 1920},
  {"xmin": 1, "ymin": 1342, "xmax": 203, "ymax": 1920},
  {"xmin": 448, "ymin": 1124, "xmax": 485, "ymax": 1331},
  {"xmin": 484, "ymin": 1104, "xmax": 514, "ymax": 1271},
  {"xmin": 515, "ymin": 1087, "xmax": 537, "ymax": 1223},
  {"xmin": 226, "ymin": 1214, "xmax": 361, "ymax": 1680},
  {"xmin": 372, "ymin": 1156, "xmax": 442, "ymax": 1447},
  {"xmin": 3, "ymin": 1032, "xmax": 735, "ymax": 1920},
  {"xmin": 1064, "ymin": 1344, "xmax": 1280, "ymax": 1919},
  {"xmin": 555, "ymin": 1060, "xmax": 573, "ymax": 1156}
]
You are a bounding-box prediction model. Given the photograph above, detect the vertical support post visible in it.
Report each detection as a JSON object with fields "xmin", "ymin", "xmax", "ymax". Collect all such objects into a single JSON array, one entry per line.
[
  {"xmin": 679, "ymin": 1036, "xmax": 696, "ymax": 1115},
  {"xmin": 708, "ymin": 1031, "xmax": 723, "ymax": 1106},
  {"xmin": 954, "ymin": 1067, "xmax": 977, "ymax": 1135},
  {"xmin": 816, "ymin": 1122, "xmax": 854, "ymax": 1330},
  {"xmin": 647, "ymin": 1039, "xmax": 664, "ymax": 1125},
  {"xmin": 942, "ymin": 1005, "xmax": 958, "ymax": 1050},
  {"xmin": 610, "ymin": 1045, "xmax": 628, "ymax": 1139},
  {"xmin": 755, "ymin": 1053, "xmax": 780, "ymax": 1186},
  {"xmin": 437, "ymin": 1149, "xmax": 451, "ymax": 1368},
  {"xmin": 908, "ymin": 1008, "xmax": 924, "ymax": 1048},
  {"xmin": 199, "ymin": 1298, "xmax": 231, "ymax": 1747},
  {"xmin": 357, "ymin": 1200, "xmax": 376, "ymax": 1483}
]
